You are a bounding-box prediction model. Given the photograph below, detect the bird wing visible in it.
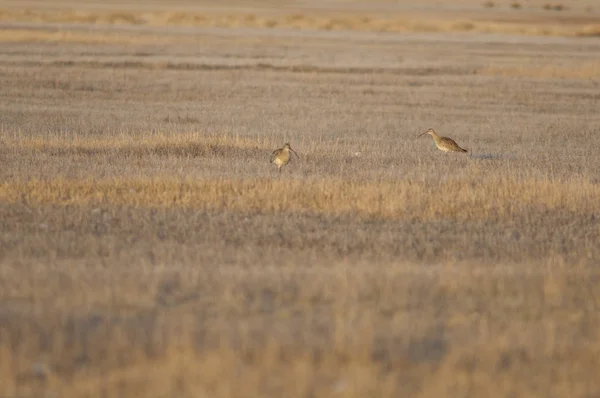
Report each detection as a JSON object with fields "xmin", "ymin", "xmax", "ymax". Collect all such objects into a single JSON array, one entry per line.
[
  {"xmin": 441, "ymin": 137, "xmax": 467, "ymax": 152},
  {"xmin": 270, "ymin": 149, "xmax": 281, "ymax": 163}
]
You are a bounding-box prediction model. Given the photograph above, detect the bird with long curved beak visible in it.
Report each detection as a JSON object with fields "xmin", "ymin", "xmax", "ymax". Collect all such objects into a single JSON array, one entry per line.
[
  {"xmin": 270, "ymin": 143, "xmax": 299, "ymax": 172},
  {"xmin": 417, "ymin": 128, "xmax": 468, "ymax": 153}
]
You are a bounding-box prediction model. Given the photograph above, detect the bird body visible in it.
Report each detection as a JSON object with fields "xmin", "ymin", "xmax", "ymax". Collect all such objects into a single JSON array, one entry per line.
[
  {"xmin": 270, "ymin": 143, "xmax": 299, "ymax": 172},
  {"xmin": 418, "ymin": 128, "xmax": 467, "ymax": 153}
]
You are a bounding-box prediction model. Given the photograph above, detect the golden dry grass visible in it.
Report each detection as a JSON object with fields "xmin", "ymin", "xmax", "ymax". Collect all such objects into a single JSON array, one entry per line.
[
  {"xmin": 1, "ymin": 6, "xmax": 600, "ymax": 37},
  {"xmin": 3, "ymin": 133, "xmax": 598, "ymax": 221},
  {"xmin": 1, "ymin": 171, "xmax": 598, "ymax": 221}
]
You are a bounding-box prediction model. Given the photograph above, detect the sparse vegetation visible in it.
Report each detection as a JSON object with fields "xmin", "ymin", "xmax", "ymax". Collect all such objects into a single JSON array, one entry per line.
[
  {"xmin": 1, "ymin": 0, "xmax": 600, "ymax": 397},
  {"xmin": 511, "ymin": 2, "xmax": 522, "ymax": 9}
]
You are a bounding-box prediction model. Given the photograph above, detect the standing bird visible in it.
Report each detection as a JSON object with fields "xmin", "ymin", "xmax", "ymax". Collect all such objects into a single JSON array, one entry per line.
[
  {"xmin": 417, "ymin": 128, "xmax": 468, "ymax": 153},
  {"xmin": 270, "ymin": 143, "xmax": 299, "ymax": 172}
]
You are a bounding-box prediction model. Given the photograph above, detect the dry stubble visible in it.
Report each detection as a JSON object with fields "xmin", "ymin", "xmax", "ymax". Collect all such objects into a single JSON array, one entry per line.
[{"xmin": 1, "ymin": 4, "xmax": 600, "ymax": 397}]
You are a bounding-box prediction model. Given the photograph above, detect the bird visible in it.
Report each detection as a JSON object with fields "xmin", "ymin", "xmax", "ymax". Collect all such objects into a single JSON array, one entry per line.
[
  {"xmin": 270, "ymin": 143, "xmax": 299, "ymax": 172},
  {"xmin": 417, "ymin": 128, "xmax": 468, "ymax": 153}
]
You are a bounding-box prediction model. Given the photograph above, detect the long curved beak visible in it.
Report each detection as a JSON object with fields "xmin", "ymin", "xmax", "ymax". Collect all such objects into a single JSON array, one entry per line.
[
  {"xmin": 290, "ymin": 148, "xmax": 299, "ymax": 158},
  {"xmin": 417, "ymin": 131, "xmax": 428, "ymax": 138}
]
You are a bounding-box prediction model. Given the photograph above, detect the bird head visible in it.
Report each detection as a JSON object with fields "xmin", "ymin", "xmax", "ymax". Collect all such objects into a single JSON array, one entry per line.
[
  {"xmin": 417, "ymin": 128, "xmax": 436, "ymax": 138},
  {"xmin": 284, "ymin": 143, "xmax": 299, "ymax": 158}
]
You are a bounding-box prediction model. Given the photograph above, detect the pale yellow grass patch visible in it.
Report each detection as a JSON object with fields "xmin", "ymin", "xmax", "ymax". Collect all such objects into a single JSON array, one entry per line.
[
  {"xmin": 1, "ymin": 8, "xmax": 600, "ymax": 37},
  {"xmin": 3, "ymin": 131, "xmax": 272, "ymax": 154}
]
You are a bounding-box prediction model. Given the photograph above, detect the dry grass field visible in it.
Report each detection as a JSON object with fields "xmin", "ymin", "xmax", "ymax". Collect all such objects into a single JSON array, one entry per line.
[
  {"xmin": 1, "ymin": 0, "xmax": 600, "ymax": 397},
  {"xmin": 2, "ymin": 0, "xmax": 600, "ymax": 37}
]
